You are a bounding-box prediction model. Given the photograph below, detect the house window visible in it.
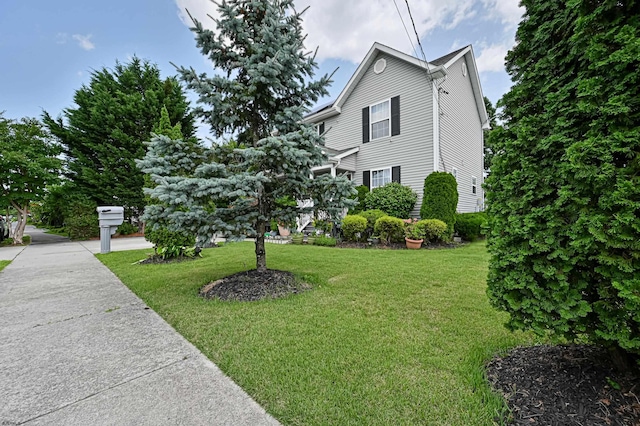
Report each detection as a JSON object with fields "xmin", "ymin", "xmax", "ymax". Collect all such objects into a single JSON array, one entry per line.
[
  {"xmin": 451, "ymin": 167, "xmax": 458, "ymax": 179},
  {"xmin": 362, "ymin": 96, "xmax": 399, "ymax": 143},
  {"xmin": 371, "ymin": 168, "xmax": 391, "ymax": 189},
  {"xmin": 472, "ymin": 176, "xmax": 477, "ymax": 194},
  {"xmin": 363, "ymin": 166, "xmax": 400, "ymax": 189},
  {"xmin": 370, "ymin": 100, "xmax": 390, "ymax": 140},
  {"xmin": 316, "ymin": 122, "xmax": 325, "ymax": 135}
]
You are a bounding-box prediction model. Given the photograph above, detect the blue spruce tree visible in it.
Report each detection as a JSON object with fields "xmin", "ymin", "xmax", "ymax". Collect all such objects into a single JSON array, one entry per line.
[{"xmin": 138, "ymin": 0, "xmax": 354, "ymax": 272}]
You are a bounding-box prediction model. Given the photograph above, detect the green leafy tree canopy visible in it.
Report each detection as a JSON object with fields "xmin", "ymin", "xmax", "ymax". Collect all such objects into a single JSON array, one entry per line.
[{"xmin": 0, "ymin": 114, "xmax": 62, "ymax": 244}]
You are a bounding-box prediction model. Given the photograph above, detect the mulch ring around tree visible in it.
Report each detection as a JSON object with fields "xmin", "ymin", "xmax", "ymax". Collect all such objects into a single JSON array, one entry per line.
[
  {"xmin": 486, "ymin": 344, "xmax": 640, "ymax": 425},
  {"xmin": 199, "ymin": 269, "xmax": 311, "ymax": 301}
]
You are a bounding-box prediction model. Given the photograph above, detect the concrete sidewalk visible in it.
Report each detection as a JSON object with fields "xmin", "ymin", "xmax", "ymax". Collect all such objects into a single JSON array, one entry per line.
[{"xmin": 0, "ymin": 241, "xmax": 279, "ymax": 425}]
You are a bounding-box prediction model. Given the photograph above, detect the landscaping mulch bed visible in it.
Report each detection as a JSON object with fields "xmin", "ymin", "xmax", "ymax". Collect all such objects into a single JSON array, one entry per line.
[
  {"xmin": 335, "ymin": 241, "xmax": 461, "ymax": 250},
  {"xmin": 487, "ymin": 344, "xmax": 640, "ymax": 425},
  {"xmin": 200, "ymin": 269, "xmax": 311, "ymax": 301},
  {"xmin": 138, "ymin": 255, "xmax": 196, "ymax": 265}
]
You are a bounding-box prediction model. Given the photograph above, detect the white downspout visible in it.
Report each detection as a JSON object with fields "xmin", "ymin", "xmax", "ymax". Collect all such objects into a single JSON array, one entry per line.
[{"xmin": 432, "ymin": 80, "xmax": 440, "ymax": 173}]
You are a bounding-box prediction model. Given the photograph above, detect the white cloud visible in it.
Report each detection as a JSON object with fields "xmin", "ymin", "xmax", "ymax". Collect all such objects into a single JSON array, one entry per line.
[
  {"xmin": 175, "ymin": 0, "xmax": 483, "ymax": 63},
  {"xmin": 475, "ymin": 42, "xmax": 510, "ymax": 73},
  {"xmin": 481, "ymin": 0, "xmax": 524, "ymax": 29},
  {"xmin": 72, "ymin": 34, "xmax": 95, "ymax": 51}
]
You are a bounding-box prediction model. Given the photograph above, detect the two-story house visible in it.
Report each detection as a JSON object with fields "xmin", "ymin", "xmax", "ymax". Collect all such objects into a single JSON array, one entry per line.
[{"xmin": 304, "ymin": 42, "xmax": 489, "ymax": 218}]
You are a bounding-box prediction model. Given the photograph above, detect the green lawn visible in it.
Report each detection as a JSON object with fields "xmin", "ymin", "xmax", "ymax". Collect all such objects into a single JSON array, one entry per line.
[
  {"xmin": 99, "ymin": 242, "xmax": 538, "ymax": 425},
  {"xmin": 0, "ymin": 260, "xmax": 10, "ymax": 272}
]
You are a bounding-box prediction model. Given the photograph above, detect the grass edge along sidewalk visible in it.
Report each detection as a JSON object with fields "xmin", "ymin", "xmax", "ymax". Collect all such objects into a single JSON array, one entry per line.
[{"xmin": 98, "ymin": 242, "xmax": 539, "ymax": 425}]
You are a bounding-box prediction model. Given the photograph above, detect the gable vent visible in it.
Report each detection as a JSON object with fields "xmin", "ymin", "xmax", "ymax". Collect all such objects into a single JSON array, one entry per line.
[{"xmin": 374, "ymin": 58, "xmax": 386, "ymax": 74}]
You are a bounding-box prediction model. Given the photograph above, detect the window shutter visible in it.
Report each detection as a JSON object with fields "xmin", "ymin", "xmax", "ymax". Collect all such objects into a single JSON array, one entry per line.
[
  {"xmin": 391, "ymin": 96, "xmax": 400, "ymax": 136},
  {"xmin": 319, "ymin": 122, "xmax": 325, "ymax": 135},
  {"xmin": 363, "ymin": 170, "xmax": 371, "ymax": 189},
  {"xmin": 362, "ymin": 107, "xmax": 370, "ymax": 143},
  {"xmin": 392, "ymin": 166, "xmax": 401, "ymax": 183}
]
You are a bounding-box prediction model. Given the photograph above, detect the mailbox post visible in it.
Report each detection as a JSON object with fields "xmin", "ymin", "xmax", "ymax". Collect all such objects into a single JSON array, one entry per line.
[{"xmin": 96, "ymin": 206, "xmax": 124, "ymax": 254}]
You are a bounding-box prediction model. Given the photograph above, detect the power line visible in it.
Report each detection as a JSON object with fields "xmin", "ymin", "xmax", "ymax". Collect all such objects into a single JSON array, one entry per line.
[
  {"xmin": 396, "ymin": 0, "xmax": 449, "ymax": 171},
  {"xmin": 391, "ymin": 0, "xmax": 418, "ymax": 60}
]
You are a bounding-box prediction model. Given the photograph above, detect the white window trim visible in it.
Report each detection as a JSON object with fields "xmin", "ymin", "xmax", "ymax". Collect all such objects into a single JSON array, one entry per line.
[
  {"xmin": 370, "ymin": 166, "xmax": 392, "ymax": 189},
  {"xmin": 472, "ymin": 176, "xmax": 477, "ymax": 194},
  {"xmin": 369, "ymin": 98, "xmax": 391, "ymax": 140},
  {"xmin": 316, "ymin": 122, "xmax": 324, "ymax": 135}
]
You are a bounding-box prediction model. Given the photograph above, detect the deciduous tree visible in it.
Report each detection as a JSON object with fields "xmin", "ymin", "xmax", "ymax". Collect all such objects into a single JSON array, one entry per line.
[{"xmin": 0, "ymin": 115, "xmax": 62, "ymax": 244}]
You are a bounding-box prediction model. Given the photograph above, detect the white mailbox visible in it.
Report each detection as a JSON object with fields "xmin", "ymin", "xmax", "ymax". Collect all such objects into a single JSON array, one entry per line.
[{"xmin": 96, "ymin": 206, "xmax": 124, "ymax": 254}]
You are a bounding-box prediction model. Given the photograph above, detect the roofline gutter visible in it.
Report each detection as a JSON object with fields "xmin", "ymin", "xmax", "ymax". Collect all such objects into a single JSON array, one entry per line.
[{"xmin": 303, "ymin": 105, "xmax": 341, "ymax": 123}]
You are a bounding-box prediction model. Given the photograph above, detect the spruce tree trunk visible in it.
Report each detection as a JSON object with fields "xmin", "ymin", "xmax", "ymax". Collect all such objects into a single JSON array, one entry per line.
[{"xmin": 255, "ymin": 218, "xmax": 267, "ymax": 273}]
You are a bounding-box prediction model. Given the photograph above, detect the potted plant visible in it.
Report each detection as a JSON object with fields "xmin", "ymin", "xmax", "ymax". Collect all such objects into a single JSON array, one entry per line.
[
  {"xmin": 277, "ymin": 223, "xmax": 291, "ymax": 237},
  {"xmin": 404, "ymin": 223, "xmax": 424, "ymax": 249}
]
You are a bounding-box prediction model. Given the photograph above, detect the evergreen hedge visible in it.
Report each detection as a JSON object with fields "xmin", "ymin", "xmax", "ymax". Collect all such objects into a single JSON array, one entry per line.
[
  {"xmin": 454, "ymin": 212, "xmax": 487, "ymax": 242},
  {"xmin": 420, "ymin": 172, "xmax": 458, "ymax": 237},
  {"xmin": 485, "ymin": 1, "xmax": 640, "ymax": 361}
]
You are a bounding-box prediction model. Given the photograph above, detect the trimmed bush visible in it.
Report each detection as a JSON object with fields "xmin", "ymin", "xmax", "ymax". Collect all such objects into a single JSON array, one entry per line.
[
  {"xmin": 374, "ymin": 216, "xmax": 405, "ymax": 244},
  {"xmin": 365, "ymin": 183, "xmax": 417, "ymax": 219},
  {"xmin": 145, "ymin": 227, "xmax": 195, "ymax": 249},
  {"xmin": 359, "ymin": 209, "xmax": 386, "ymax": 237},
  {"xmin": 314, "ymin": 235, "xmax": 337, "ymax": 247},
  {"xmin": 65, "ymin": 198, "xmax": 99, "ymax": 240},
  {"xmin": 420, "ymin": 172, "xmax": 458, "ymax": 236},
  {"xmin": 415, "ymin": 219, "xmax": 448, "ymax": 243},
  {"xmin": 117, "ymin": 222, "xmax": 138, "ymax": 235},
  {"xmin": 455, "ymin": 212, "xmax": 487, "ymax": 242},
  {"xmin": 341, "ymin": 215, "xmax": 367, "ymax": 242},
  {"xmin": 349, "ymin": 185, "xmax": 370, "ymax": 214}
]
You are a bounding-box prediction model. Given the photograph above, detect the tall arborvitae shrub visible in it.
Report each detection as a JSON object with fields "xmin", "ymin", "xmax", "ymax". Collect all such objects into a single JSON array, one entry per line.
[
  {"xmin": 486, "ymin": 1, "xmax": 640, "ymax": 363},
  {"xmin": 420, "ymin": 172, "xmax": 458, "ymax": 236}
]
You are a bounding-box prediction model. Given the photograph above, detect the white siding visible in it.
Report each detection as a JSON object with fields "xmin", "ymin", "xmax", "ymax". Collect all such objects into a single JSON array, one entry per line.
[
  {"xmin": 338, "ymin": 154, "xmax": 356, "ymax": 171},
  {"xmin": 318, "ymin": 52, "xmax": 435, "ymax": 217},
  {"xmin": 438, "ymin": 55, "xmax": 485, "ymax": 212}
]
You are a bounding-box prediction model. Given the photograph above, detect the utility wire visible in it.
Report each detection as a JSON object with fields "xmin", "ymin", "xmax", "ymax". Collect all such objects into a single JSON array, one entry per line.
[
  {"xmin": 396, "ymin": 0, "xmax": 448, "ymax": 171},
  {"xmin": 391, "ymin": 0, "xmax": 418, "ymax": 61}
]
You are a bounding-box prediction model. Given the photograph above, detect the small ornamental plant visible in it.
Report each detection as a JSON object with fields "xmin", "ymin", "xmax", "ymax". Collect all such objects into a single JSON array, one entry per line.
[
  {"xmin": 415, "ymin": 219, "xmax": 448, "ymax": 243},
  {"xmin": 404, "ymin": 223, "xmax": 425, "ymax": 241},
  {"xmin": 374, "ymin": 216, "xmax": 405, "ymax": 245},
  {"xmin": 341, "ymin": 215, "xmax": 367, "ymax": 242}
]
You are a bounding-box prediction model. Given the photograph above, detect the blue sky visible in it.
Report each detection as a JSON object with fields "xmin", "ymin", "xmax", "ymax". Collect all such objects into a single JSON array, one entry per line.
[{"xmin": 1, "ymin": 0, "xmax": 522, "ymax": 133}]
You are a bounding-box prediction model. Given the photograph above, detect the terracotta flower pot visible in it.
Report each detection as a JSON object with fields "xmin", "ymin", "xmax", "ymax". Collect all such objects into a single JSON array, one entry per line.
[
  {"xmin": 277, "ymin": 224, "xmax": 290, "ymax": 237},
  {"xmin": 405, "ymin": 237, "xmax": 423, "ymax": 250}
]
